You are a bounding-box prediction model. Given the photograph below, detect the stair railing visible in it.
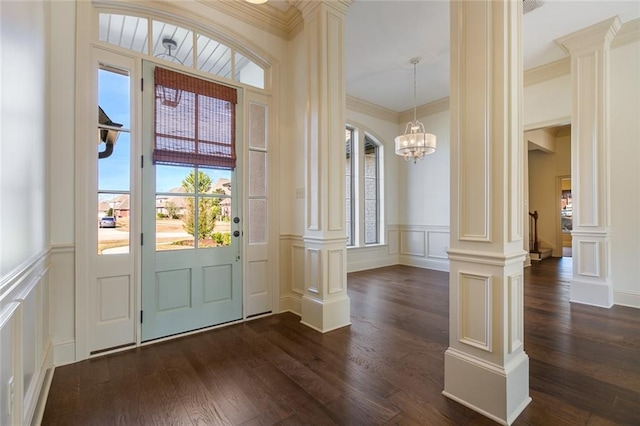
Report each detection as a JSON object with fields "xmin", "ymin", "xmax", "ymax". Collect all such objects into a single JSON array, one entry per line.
[{"xmin": 529, "ymin": 211, "xmax": 539, "ymax": 252}]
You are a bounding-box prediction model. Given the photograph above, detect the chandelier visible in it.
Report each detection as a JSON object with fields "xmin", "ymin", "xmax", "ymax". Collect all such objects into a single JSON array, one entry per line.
[{"xmin": 394, "ymin": 58, "xmax": 436, "ymax": 163}]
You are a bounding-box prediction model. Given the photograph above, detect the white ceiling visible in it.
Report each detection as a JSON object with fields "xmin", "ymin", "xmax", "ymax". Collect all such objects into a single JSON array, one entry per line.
[{"xmin": 344, "ymin": 0, "xmax": 640, "ymax": 112}]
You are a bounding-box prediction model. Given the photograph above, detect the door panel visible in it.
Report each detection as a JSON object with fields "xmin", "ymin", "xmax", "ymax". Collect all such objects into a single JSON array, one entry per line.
[{"xmin": 141, "ymin": 61, "xmax": 242, "ymax": 341}]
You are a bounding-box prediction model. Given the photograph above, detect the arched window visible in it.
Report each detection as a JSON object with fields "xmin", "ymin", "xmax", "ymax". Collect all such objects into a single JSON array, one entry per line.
[{"xmin": 98, "ymin": 13, "xmax": 266, "ymax": 89}]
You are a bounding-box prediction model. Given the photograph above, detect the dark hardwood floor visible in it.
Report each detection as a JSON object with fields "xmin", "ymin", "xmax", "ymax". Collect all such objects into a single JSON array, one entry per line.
[{"xmin": 42, "ymin": 258, "xmax": 640, "ymax": 425}]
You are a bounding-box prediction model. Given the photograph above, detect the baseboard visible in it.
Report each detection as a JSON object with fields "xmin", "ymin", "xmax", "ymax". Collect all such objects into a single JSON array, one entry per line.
[
  {"xmin": 279, "ymin": 295, "xmax": 301, "ymax": 316},
  {"xmin": 614, "ymin": 289, "xmax": 640, "ymax": 309},
  {"xmin": 570, "ymin": 279, "xmax": 613, "ymax": 308},
  {"xmin": 399, "ymin": 255, "xmax": 450, "ymax": 272},
  {"xmin": 53, "ymin": 339, "xmax": 76, "ymax": 366},
  {"xmin": 27, "ymin": 341, "xmax": 54, "ymax": 426},
  {"xmin": 30, "ymin": 366, "xmax": 54, "ymax": 426},
  {"xmin": 347, "ymin": 255, "xmax": 398, "ymax": 273}
]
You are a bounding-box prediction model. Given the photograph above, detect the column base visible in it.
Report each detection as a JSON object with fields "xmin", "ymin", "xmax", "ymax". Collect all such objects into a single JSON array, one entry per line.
[
  {"xmin": 443, "ymin": 348, "xmax": 531, "ymax": 426},
  {"xmin": 570, "ymin": 279, "xmax": 613, "ymax": 308},
  {"xmin": 300, "ymin": 294, "xmax": 351, "ymax": 333}
]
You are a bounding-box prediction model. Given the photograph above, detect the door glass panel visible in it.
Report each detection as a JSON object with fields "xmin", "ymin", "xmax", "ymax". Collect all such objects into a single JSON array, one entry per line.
[
  {"xmin": 249, "ymin": 103, "xmax": 266, "ymax": 149},
  {"xmin": 249, "ymin": 199, "xmax": 267, "ymax": 244},
  {"xmin": 98, "ymin": 66, "xmax": 130, "ymax": 255},
  {"xmin": 201, "ymin": 196, "xmax": 232, "ymax": 248},
  {"xmin": 249, "ymin": 151, "xmax": 266, "ymax": 197},
  {"xmin": 155, "ymin": 195, "xmax": 193, "ymax": 251},
  {"xmin": 98, "ymin": 193, "xmax": 130, "ymax": 254},
  {"xmin": 156, "ymin": 166, "xmax": 232, "ymax": 251}
]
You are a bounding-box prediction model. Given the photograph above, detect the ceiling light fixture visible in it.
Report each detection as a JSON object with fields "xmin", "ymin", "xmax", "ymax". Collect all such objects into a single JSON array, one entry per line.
[
  {"xmin": 394, "ymin": 58, "xmax": 436, "ymax": 163},
  {"xmin": 245, "ymin": 0, "xmax": 268, "ymax": 4},
  {"xmin": 155, "ymin": 38, "xmax": 184, "ymax": 108},
  {"xmin": 156, "ymin": 38, "xmax": 184, "ymax": 65}
]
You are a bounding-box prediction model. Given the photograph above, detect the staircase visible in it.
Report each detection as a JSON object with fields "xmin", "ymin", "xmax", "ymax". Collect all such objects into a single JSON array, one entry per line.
[{"xmin": 529, "ymin": 210, "xmax": 552, "ymax": 262}]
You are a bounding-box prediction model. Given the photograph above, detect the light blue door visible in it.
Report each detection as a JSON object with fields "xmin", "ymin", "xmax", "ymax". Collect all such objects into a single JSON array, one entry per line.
[{"xmin": 141, "ymin": 61, "xmax": 242, "ymax": 341}]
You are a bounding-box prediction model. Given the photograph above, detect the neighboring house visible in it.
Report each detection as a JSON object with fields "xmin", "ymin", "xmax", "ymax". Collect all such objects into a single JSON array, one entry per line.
[{"xmin": 0, "ymin": 1, "xmax": 638, "ymax": 425}]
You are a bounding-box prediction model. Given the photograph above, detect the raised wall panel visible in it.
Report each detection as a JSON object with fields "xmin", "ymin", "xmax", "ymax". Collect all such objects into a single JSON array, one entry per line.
[
  {"xmin": 459, "ymin": 0, "xmax": 490, "ymax": 242},
  {"xmin": 577, "ymin": 240, "xmax": 600, "ymax": 277},
  {"xmin": 248, "ymin": 261, "xmax": 267, "ymax": 297},
  {"xmin": 203, "ymin": 265, "xmax": 232, "ymax": 303},
  {"xmin": 427, "ymin": 231, "xmax": 449, "ymax": 259},
  {"xmin": 400, "ymin": 230, "xmax": 426, "ymax": 256},
  {"xmin": 576, "ymin": 52, "xmax": 600, "ymax": 227},
  {"xmin": 292, "ymin": 244, "xmax": 305, "ymax": 294},
  {"xmin": 327, "ymin": 249, "xmax": 344, "ymax": 294},
  {"xmin": 22, "ymin": 291, "xmax": 37, "ymax": 396},
  {"xmin": 98, "ymin": 276, "xmax": 131, "ymax": 322},
  {"xmin": 459, "ymin": 273, "xmax": 492, "ymax": 352},
  {"xmin": 306, "ymin": 249, "xmax": 320, "ymax": 294},
  {"xmin": 0, "ymin": 302, "xmax": 21, "ymax": 426},
  {"xmin": 508, "ymin": 274, "xmax": 524, "ymax": 353},
  {"xmin": 388, "ymin": 229, "xmax": 399, "ymax": 255},
  {"xmin": 156, "ymin": 269, "xmax": 191, "ymax": 311},
  {"xmin": 327, "ymin": 10, "xmax": 344, "ymax": 232},
  {"xmin": 305, "ymin": 12, "xmax": 320, "ymax": 231}
]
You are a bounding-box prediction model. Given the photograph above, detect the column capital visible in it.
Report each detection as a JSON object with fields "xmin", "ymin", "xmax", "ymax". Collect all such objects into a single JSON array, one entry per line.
[{"xmin": 556, "ymin": 16, "xmax": 622, "ymax": 55}]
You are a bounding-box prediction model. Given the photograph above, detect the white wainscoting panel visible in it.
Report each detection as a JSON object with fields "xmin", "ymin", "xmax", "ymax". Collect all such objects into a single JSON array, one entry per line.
[
  {"xmin": 508, "ymin": 273, "xmax": 524, "ymax": 353},
  {"xmin": 278, "ymin": 235, "xmax": 304, "ymax": 315},
  {"xmin": 399, "ymin": 225, "xmax": 451, "ymax": 272},
  {"xmin": 577, "ymin": 240, "xmax": 600, "ymax": 277},
  {"xmin": 459, "ymin": 272, "xmax": 492, "ymax": 352},
  {"xmin": 0, "ymin": 251, "xmax": 52, "ymax": 426},
  {"xmin": 400, "ymin": 229, "xmax": 426, "ymax": 256}
]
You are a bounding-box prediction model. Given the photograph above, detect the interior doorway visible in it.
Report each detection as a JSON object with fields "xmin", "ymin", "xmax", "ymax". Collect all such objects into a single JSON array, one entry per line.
[{"xmin": 560, "ymin": 177, "xmax": 573, "ymax": 257}]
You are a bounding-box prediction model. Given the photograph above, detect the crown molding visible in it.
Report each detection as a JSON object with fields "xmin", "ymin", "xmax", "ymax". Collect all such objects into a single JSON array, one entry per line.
[
  {"xmin": 524, "ymin": 57, "xmax": 570, "ymax": 86},
  {"xmin": 612, "ymin": 18, "xmax": 640, "ymax": 48},
  {"xmin": 398, "ymin": 97, "xmax": 450, "ymax": 124},
  {"xmin": 556, "ymin": 16, "xmax": 622, "ymax": 55},
  {"xmin": 346, "ymin": 96, "xmax": 399, "ymax": 124},
  {"xmin": 294, "ymin": 0, "xmax": 354, "ymax": 18},
  {"xmin": 197, "ymin": 0, "xmax": 303, "ymax": 41}
]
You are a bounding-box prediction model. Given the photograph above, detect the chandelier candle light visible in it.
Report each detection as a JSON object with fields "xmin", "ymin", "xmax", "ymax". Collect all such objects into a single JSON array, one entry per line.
[{"xmin": 394, "ymin": 58, "xmax": 436, "ymax": 163}]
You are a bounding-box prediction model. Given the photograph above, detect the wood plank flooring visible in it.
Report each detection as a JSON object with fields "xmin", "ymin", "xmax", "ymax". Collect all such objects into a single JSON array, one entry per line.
[{"xmin": 42, "ymin": 258, "xmax": 640, "ymax": 425}]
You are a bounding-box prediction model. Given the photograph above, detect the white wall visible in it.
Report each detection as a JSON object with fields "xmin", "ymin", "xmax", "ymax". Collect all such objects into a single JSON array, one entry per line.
[
  {"xmin": 610, "ymin": 39, "xmax": 640, "ymax": 307},
  {"xmin": 398, "ymin": 108, "xmax": 451, "ymax": 271},
  {"xmin": 402, "ymin": 109, "xmax": 451, "ymax": 226},
  {"xmin": 523, "ymin": 74, "xmax": 571, "ymax": 129},
  {"xmin": 0, "ymin": 1, "xmax": 53, "ymax": 424},
  {"xmin": 0, "ymin": 0, "xmax": 48, "ymax": 276}
]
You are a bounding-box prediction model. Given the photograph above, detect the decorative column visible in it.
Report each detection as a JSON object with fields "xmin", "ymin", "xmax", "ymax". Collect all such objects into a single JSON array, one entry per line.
[
  {"xmin": 557, "ymin": 18, "xmax": 621, "ymax": 308},
  {"xmin": 298, "ymin": 0, "xmax": 351, "ymax": 332},
  {"xmin": 444, "ymin": 1, "xmax": 530, "ymax": 424}
]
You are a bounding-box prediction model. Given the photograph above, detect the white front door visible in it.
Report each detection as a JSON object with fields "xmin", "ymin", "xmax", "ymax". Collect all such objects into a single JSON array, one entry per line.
[{"xmin": 141, "ymin": 61, "xmax": 242, "ymax": 341}]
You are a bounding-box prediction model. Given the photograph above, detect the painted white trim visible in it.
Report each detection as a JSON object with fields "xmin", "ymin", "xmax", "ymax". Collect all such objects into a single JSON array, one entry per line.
[
  {"xmin": 613, "ymin": 290, "xmax": 640, "ymax": 309},
  {"xmin": 52, "ymin": 339, "xmax": 76, "ymax": 366}
]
